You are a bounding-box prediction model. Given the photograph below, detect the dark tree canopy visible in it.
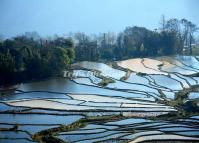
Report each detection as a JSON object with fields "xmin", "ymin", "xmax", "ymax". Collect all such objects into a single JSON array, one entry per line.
[{"xmin": 0, "ymin": 35, "xmax": 75, "ymax": 85}]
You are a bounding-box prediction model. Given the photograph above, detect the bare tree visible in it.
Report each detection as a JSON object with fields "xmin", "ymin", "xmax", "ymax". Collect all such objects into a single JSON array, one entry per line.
[
  {"xmin": 181, "ymin": 19, "xmax": 198, "ymax": 54},
  {"xmin": 165, "ymin": 18, "xmax": 180, "ymax": 33},
  {"xmin": 159, "ymin": 15, "xmax": 166, "ymax": 32}
]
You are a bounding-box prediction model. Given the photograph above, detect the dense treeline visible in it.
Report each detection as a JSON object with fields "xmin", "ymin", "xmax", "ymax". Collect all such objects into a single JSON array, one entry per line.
[
  {"xmin": 0, "ymin": 17, "xmax": 198, "ymax": 86},
  {"xmin": 0, "ymin": 35, "xmax": 74, "ymax": 85},
  {"xmin": 74, "ymin": 17, "xmax": 198, "ymax": 61}
]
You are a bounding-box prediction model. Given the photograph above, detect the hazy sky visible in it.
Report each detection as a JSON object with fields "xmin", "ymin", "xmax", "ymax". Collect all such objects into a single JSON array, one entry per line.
[{"xmin": 0, "ymin": 0, "xmax": 198, "ymax": 38}]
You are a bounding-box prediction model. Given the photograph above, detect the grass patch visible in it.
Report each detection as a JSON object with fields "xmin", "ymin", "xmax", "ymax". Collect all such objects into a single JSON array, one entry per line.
[
  {"xmin": 85, "ymin": 114, "xmax": 125, "ymax": 123},
  {"xmin": 32, "ymin": 114, "xmax": 124, "ymax": 143},
  {"xmin": 98, "ymin": 78, "xmax": 115, "ymax": 86},
  {"xmin": 32, "ymin": 119, "xmax": 86, "ymax": 143},
  {"xmin": 155, "ymin": 85, "xmax": 199, "ymax": 120},
  {"xmin": 120, "ymin": 70, "xmax": 131, "ymax": 81}
]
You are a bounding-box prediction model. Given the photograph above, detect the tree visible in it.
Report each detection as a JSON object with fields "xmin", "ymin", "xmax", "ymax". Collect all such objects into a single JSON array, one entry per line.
[
  {"xmin": 0, "ymin": 51, "xmax": 15, "ymax": 85},
  {"xmin": 140, "ymin": 43, "xmax": 145, "ymax": 56},
  {"xmin": 187, "ymin": 22, "xmax": 198, "ymax": 54},
  {"xmin": 98, "ymin": 32, "xmax": 117, "ymax": 60},
  {"xmin": 159, "ymin": 15, "xmax": 166, "ymax": 32},
  {"xmin": 74, "ymin": 33, "xmax": 99, "ymax": 61},
  {"xmin": 0, "ymin": 50, "xmax": 15, "ymax": 73},
  {"xmin": 181, "ymin": 19, "xmax": 198, "ymax": 54},
  {"xmin": 52, "ymin": 37, "xmax": 74, "ymax": 49},
  {"xmin": 67, "ymin": 48, "xmax": 75, "ymax": 64},
  {"xmin": 159, "ymin": 31, "xmax": 177, "ymax": 55},
  {"xmin": 165, "ymin": 18, "xmax": 180, "ymax": 33},
  {"xmin": 25, "ymin": 57, "xmax": 50, "ymax": 78},
  {"xmin": 117, "ymin": 26, "xmax": 160, "ymax": 57},
  {"xmin": 40, "ymin": 47, "xmax": 71, "ymax": 73}
]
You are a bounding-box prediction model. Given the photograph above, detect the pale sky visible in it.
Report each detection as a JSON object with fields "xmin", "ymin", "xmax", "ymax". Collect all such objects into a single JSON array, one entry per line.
[{"xmin": 0, "ymin": 0, "xmax": 198, "ymax": 38}]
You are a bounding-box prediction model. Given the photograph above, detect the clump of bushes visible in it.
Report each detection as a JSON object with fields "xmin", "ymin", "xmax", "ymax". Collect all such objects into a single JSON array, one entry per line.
[
  {"xmin": 98, "ymin": 78, "xmax": 115, "ymax": 86},
  {"xmin": 158, "ymin": 63, "xmax": 164, "ymax": 67},
  {"xmin": 136, "ymin": 72, "xmax": 147, "ymax": 76}
]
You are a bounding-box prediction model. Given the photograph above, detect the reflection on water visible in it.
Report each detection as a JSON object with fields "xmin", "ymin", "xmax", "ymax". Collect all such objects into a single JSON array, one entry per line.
[
  {"xmin": 74, "ymin": 61, "xmax": 126, "ymax": 79},
  {"xmin": 0, "ymin": 113, "xmax": 83, "ymax": 125},
  {"xmin": 18, "ymin": 78, "xmax": 145, "ymax": 99}
]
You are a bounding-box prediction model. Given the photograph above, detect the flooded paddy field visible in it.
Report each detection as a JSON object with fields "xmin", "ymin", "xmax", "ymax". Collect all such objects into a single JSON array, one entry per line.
[{"xmin": 0, "ymin": 56, "xmax": 199, "ymax": 143}]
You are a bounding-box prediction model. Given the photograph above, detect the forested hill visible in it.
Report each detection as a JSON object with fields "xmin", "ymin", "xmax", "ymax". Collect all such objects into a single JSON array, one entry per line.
[{"xmin": 0, "ymin": 17, "xmax": 198, "ymax": 86}]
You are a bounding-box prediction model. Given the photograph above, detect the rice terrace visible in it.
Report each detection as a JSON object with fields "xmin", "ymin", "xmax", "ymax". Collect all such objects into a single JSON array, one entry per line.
[
  {"xmin": 1, "ymin": 56, "xmax": 199, "ymax": 143},
  {"xmin": 0, "ymin": 0, "xmax": 199, "ymax": 143}
]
